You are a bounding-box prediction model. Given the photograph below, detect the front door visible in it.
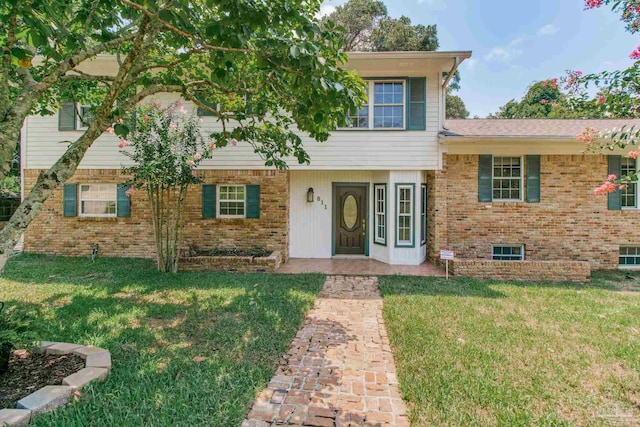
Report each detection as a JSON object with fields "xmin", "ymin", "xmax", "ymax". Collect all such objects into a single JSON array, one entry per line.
[{"xmin": 334, "ymin": 185, "xmax": 367, "ymax": 255}]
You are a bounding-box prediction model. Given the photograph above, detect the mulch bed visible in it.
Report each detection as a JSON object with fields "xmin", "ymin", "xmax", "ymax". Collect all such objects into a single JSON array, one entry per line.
[{"xmin": 0, "ymin": 349, "xmax": 84, "ymax": 410}]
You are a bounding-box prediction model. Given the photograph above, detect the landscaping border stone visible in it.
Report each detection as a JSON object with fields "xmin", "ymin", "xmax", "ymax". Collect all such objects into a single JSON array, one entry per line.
[
  {"xmin": 179, "ymin": 250, "xmax": 283, "ymax": 273},
  {"xmin": 0, "ymin": 342, "xmax": 111, "ymax": 426}
]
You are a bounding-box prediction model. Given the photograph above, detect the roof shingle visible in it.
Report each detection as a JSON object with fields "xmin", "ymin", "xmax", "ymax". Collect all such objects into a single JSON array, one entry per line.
[{"xmin": 443, "ymin": 119, "xmax": 640, "ymax": 138}]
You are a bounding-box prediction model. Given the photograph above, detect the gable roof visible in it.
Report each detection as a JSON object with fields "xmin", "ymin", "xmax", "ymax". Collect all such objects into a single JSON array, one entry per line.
[{"xmin": 443, "ymin": 119, "xmax": 640, "ymax": 139}]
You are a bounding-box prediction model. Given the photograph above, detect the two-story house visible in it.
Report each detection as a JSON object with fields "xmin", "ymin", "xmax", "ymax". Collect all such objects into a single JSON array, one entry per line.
[{"xmin": 18, "ymin": 51, "xmax": 640, "ymax": 280}]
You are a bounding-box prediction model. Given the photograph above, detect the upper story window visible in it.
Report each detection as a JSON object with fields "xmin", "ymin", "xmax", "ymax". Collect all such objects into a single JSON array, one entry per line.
[
  {"xmin": 622, "ymin": 158, "xmax": 638, "ymax": 208},
  {"xmin": 347, "ymin": 81, "xmax": 405, "ymax": 129},
  {"xmin": 77, "ymin": 106, "xmax": 94, "ymax": 129},
  {"xmin": 493, "ymin": 156, "xmax": 522, "ymax": 201},
  {"xmin": 79, "ymin": 184, "xmax": 117, "ymax": 217}
]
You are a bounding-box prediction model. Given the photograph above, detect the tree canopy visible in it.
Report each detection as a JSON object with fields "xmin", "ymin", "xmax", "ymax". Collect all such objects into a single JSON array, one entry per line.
[{"xmin": 0, "ymin": 0, "xmax": 367, "ymax": 270}]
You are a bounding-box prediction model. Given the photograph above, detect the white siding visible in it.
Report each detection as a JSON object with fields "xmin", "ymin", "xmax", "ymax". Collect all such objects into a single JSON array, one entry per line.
[
  {"xmin": 25, "ymin": 72, "xmax": 443, "ymax": 171},
  {"xmin": 289, "ymin": 170, "xmax": 426, "ymax": 265}
]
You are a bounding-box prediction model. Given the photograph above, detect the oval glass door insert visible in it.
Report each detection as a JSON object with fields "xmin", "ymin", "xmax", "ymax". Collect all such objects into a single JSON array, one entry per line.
[{"xmin": 343, "ymin": 195, "xmax": 358, "ymax": 230}]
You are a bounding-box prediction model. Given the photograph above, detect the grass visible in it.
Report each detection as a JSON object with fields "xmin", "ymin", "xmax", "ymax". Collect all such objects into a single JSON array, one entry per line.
[
  {"xmin": 379, "ymin": 272, "xmax": 640, "ymax": 427},
  {"xmin": 0, "ymin": 253, "xmax": 324, "ymax": 426}
]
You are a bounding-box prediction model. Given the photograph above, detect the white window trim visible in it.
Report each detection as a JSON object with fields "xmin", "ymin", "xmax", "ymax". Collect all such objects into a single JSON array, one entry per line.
[
  {"xmin": 78, "ymin": 184, "xmax": 117, "ymax": 218},
  {"xmin": 344, "ymin": 80, "xmax": 406, "ymax": 130},
  {"xmin": 621, "ymin": 158, "xmax": 639, "ymax": 210},
  {"xmin": 396, "ymin": 184, "xmax": 414, "ymax": 247},
  {"xmin": 217, "ymin": 184, "xmax": 246, "ymax": 219},
  {"xmin": 492, "ymin": 156, "xmax": 524, "ymax": 202},
  {"xmin": 492, "ymin": 244, "xmax": 525, "ymax": 261},
  {"xmin": 374, "ymin": 184, "xmax": 386, "ymax": 245},
  {"xmin": 420, "ymin": 184, "xmax": 427, "ymax": 246},
  {"xmin": 619, "ymin": 246, "xmax": 640, "ymax": 269}
]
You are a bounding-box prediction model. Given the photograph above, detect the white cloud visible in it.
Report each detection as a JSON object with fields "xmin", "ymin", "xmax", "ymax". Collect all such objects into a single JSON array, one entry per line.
[
  {"xmin": 484, "ymin": 38, "xmax": 523, "ymax": 63},
  {"xmin": 462, "ymin": 58, "xmax": 477, "ymax": 71},
  {"xmin": 537, "ymin": 24, "xmax": 557, "ymax": 36}
]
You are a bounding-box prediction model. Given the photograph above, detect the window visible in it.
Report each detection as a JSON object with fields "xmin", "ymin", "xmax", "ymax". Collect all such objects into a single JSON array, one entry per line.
[
  {"xmin": 218, "ymin": 185, "xmax": 245, "ymax": 217},
  {"xmin": 374, "ymin": 184, "xmax": 386, "ymax": 245},
  {"xmin": 347, "ymin": 81, "xmax": 405, "ymax": 129},
  {"xmin": 79, "ymin": 184, "xmax": 117, "ymax": 217},
  {"xmin": 420, "ymin": 184, "xmax": 427, "ymax": 245},
  {"xmin": 620, "ymin": 246, "xmax": 640, "ymax": 267},
  {"xmin": 493, "ymin": 157, "xmax": 522, "ymax": 201},
  {"xmin": 77, "ymin": 106, "xmax": 94, "ymax": 129},
  {"xmin": 622, "ymin": 158, "xmax": 638, "ymax": 208},
  {"xmin": 396, "ymin": 184, "xmax": 414, "ymax": 247},
  {"xmin": 492, "ymin": 245, "xmax": 524, "ymax": 261}
]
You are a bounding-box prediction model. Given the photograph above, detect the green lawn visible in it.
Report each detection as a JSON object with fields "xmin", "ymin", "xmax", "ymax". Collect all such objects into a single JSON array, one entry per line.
[
  {"xmin": 379, "ymin": 273, "xmax": 640, "ymax": 427},
  {"xmin": 0, "ymin": 254, "xmax": 324, "ymax": 426}
]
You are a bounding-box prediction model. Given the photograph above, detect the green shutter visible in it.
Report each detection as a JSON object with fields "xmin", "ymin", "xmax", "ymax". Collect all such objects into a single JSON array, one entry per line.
[
  {"xmin": 406, "ymin": 78, "xmax": 426, "ymax": 130},
  {"xmin": 117, "ymin": 184, "xmax": 131, "ymax": 217},
  {"xmin": 202, "ymin": 184, "xmax": 216, "ymax": 218},
  {"xmin": 63, "ymin": 183, "xmax": 77, "ymax": 217},
  {"xmin": 58, "ymin": 102, "xmax": 76, "ymax": 131},
  {"xmin": 478, "ymin": 155, "xmax": 493, "ymax": 202},
  {"xmin": 608, "ymin": 155, "xmax": 622, "ymax": 210},
  {"xmin": 196, "ymin": 99, "xmax": 217, "ymax": 116},
  {"xmin": 526, "ymin": 155, "xmax": 541, "ymax": 203},
  {"xmin": 246, "ymin": 185, "xmax": 260, "ymax": 219}
]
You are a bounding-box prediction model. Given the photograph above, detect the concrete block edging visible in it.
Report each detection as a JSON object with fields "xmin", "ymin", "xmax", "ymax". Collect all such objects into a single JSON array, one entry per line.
[{"xmin": 0, "ymin": 341, "xmax": 111, "ymax": 426}]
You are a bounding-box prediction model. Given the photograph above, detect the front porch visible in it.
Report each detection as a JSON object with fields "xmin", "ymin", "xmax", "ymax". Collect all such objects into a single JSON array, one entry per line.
[{"xmin": 276, "ymin": 258, "xmax": 445, "ymax": 276}]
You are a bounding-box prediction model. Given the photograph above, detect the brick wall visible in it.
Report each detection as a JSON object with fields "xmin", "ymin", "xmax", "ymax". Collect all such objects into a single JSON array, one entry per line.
[
  {"xmin": 443, "ymin": 154, "xmax": 637, "ymax": 270},
  {"xmin": 450, "ymin": 259, "xmax": 591, "ymax": 283},
  {"xmin": 23, "ymin": 169, "xmax": 289, "ymax": 260}
]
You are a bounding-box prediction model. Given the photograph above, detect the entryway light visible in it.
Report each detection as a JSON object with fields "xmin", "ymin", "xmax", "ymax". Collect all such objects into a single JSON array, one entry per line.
[{"xmin": 306, "ymin": 188, "xmax": 315, "ymax": 203}]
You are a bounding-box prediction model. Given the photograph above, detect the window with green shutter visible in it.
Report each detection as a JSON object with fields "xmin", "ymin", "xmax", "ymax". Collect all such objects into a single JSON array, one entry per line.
[
  {"xmin": 202, "ymin": 184, "xmax": 217, "ymax": 218},
  {"xmin": 58, "ymin": 102, "xmax": 77, "ymax": 131},
  {"xmin": 478, "ymin": 155, "xmax": 493, "ymax": 202},
  {"xmin": 608, "ymin": 155, "xmax": 622, "ymax": 210},
  {"xmin": 526, "ymin": 155, "xmax": 541, "ymax": 203},
  {"xmin": 246, "ymin": 185, "xmax": 260, "ymax": 219},
  {"xmin": 196, "ymin": 99, "xmax": 217, "ymax": 116},
  {"xmin": 63, "ymin": 183, "xmax": 77, "ymax": 217},
  {"xmin": 407, "ymin": 77, "xmax": 426, "ymax": 130},
  {"xmin": 117, "ymin": 184, "xmax": 131, "ymax": 217}
]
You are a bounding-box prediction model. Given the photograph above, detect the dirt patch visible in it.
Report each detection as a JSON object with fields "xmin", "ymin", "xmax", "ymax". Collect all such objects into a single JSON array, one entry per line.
[{"xmin": 0, "ymin": 349, "xmax": 84, "ymax": 409}]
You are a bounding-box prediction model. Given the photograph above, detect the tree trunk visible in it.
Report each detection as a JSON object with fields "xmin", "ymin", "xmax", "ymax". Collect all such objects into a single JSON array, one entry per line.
[
  {"xmin": 147, "ymin": 184, "xmax": 189, "ymax": 273},
  {"xmin": 0, "ymin": 123, "xmax": 107, "ymax": 273}
]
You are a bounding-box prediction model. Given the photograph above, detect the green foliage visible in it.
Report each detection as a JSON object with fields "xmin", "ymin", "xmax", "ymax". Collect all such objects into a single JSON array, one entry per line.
[
  {"xmin": 379, "ymin": 274, "xmax": 640, "ymax": 425},
  {"xmin": 121, "ymin": 102, "xmax": 209, "ymax": 191},
  {"xmin": 490, "ymin": 80, "xmax": 609, "ymax": 119},
  {"xmin": 446, "ymin": 94, "xmax": 469, "ymax": 119},
  {"xmin": 0, "ymin": 254, "xmax": 324, "ymax": 425},
  {"xmin": 325, "ymin": 0, "xmax": 438, "ymax": 52}
]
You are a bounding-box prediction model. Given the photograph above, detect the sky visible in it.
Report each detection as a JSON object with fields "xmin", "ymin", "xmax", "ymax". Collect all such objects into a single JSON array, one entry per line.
[{"xmin": 319, "ymin": 0, "xmax": 639, "ymax": 118}]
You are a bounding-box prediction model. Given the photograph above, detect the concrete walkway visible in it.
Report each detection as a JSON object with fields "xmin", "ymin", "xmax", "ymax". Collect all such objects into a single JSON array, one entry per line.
[
  {"xmin": 277, "ymin": 258, "xmax": 444, "ymax": 277},
  {"xmin": 242, "ymin": 276, "xmax": 409, "ymax": 427}
]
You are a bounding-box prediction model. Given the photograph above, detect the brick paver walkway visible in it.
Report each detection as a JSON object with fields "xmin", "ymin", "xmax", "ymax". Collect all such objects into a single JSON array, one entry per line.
[{"xmin": 242, "ymin": 276, "xmax": 409, "ymax": 427}]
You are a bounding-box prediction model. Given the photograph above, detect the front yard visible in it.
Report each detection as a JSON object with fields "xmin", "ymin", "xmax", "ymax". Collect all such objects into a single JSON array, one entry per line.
[
  {"xmin": 379, "ymin": 274, "xmax": 640, "ymax": 426},
  {"xmin": 0, "ymin": 254, "xmax": 324, "ymax": 426},
  {"xmin": 2, "ymin": 255, "xmax": 639, "ymax": 426}
]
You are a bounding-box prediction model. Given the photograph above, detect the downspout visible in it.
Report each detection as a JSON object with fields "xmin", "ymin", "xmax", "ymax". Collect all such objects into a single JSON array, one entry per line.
[{"xmin": 441, "ymin": 56, "xmax": 461, "ymax": 128}]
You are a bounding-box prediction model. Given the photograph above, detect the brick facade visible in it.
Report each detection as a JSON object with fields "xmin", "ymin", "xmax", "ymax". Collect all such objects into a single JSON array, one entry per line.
[
  {"xmin": 23, "ymin": 169, "xmax": 289, "ymax": 260},
  {"xmin": 439, "ymin": 154, "xmax": 637, "ymax": 270},
  {"xmin": 450, "ymin": 259, "xmax": 591, "ymax": 283}
]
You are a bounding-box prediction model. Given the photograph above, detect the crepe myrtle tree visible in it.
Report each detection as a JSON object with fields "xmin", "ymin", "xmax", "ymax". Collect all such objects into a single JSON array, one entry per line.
[
  {"xmin": 118, "ymin": 101, "xmax": 211, "ymax": 273},
  {"xmin": 0, "ymin": 0, "xmax": 367, "ymax": 271},
  {"xmin": 566, "ymin": 1, "xmax": 640, "ymax": 194}
]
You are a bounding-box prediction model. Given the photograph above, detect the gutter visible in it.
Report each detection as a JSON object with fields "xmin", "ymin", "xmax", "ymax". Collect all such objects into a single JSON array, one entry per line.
[{"xmin": 442, "ymin": 56, "xmax": 461, "ymax": 89}]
